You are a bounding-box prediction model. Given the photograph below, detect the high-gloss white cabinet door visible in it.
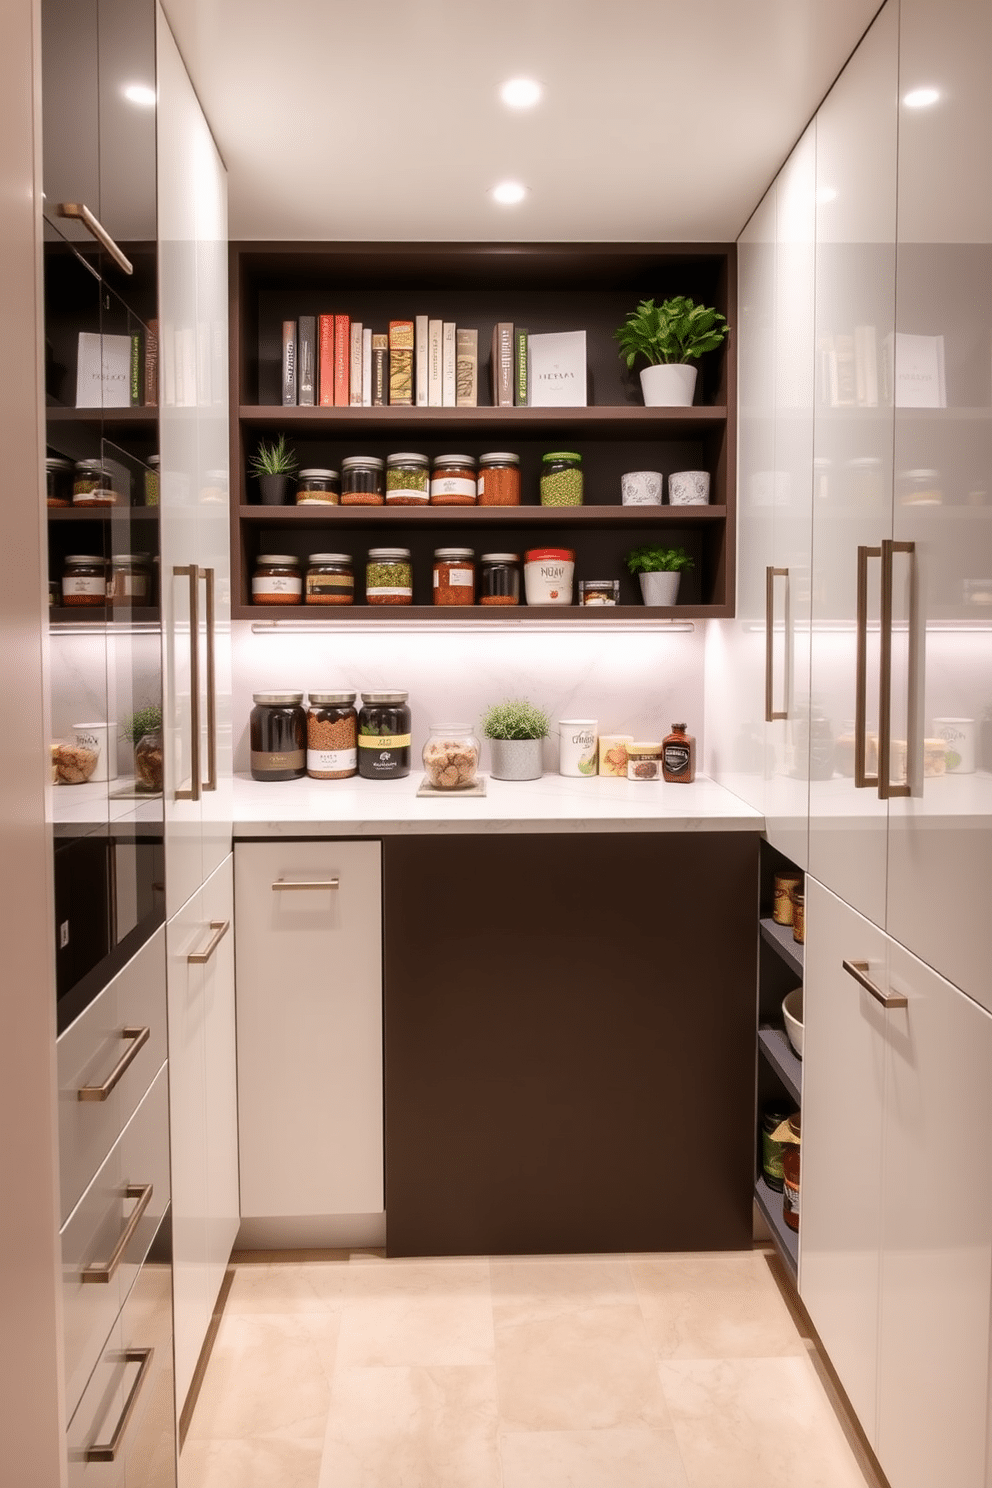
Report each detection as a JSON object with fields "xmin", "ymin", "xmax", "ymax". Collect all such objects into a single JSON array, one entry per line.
[
  {"xmin": 235, "ymin": 841, "xmax": 384, "ymax": 1221},
  {"xmin": 201, "ymin": 855, "xmax": 239, "ymax": 1304},
  {"xmin": 807, "ymin": 3, "xmax": 898, "ymax": 927},
  {"xmin": 884, "ymin": 0, "xmax": 992, "ymax": 1008},
  {"xmin": 876, "ymin": 938, "xmax": 992, "ymax": 1488},
  {"xmin": 800, "ymin": 878, "xmax": 887, "ymax": 1444}
]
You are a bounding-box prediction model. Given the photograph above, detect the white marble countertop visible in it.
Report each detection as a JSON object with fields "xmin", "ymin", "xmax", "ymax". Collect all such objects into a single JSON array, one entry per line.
[{"xmin": 233, "ymin": 771, "xmax": 763, "ymax": 836}]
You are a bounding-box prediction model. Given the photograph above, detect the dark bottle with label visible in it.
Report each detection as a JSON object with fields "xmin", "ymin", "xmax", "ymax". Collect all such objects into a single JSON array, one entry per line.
[
  {"xmin": 662, "ymin": 722, "xmax": 695, "ymax": 783},
  {"xmin": 249, "ymin": 693, "xmax": 307, "ymax": 781}
]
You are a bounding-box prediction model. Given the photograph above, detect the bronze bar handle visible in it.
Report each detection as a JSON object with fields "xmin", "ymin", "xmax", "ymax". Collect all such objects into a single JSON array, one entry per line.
[
  {"xmin": 80, "ymin": 1184, "xmax": 153, "ymax": 1284},
  {"xmin": 843, "ymin": 958, "xmax": 908, "ymax": 1009},
  {"xmin": 187, "ymin": 919, "xmax": 230, "ymax": 966},
  {"xmin": 174, "ymin": 565, "xmax": 201, "ymax": 802},
  {"xmin": 203, "ymin": 568, "xmax": 217, "ymax": 792},
  {"xmin": 878, "ymin": 539, "xmax": 915, "ymax": 800},
  {"xmin": 55, "ymin": 203, "xmax": 134, "ymax": 275},
  {"xmin": 855, "ymin": 545, "xmax": 881, "ymax": 789},
  {"xmin": 85, "ymin": 1348, "xmax": 154, "ymax": 1460},
  {"xmin": 764, "ymin": 567, "xmax": 788, "ymax": 722},
  {"xmin": 77, "ymin": 1026, "xmax": 150, "ymax": 1103},
  {"xmin": 272, "ymin": 878, "xmax": 340, "ymax": 892}
]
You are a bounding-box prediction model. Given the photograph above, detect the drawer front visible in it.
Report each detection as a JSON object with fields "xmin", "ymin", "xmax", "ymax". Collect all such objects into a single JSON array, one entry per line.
[
  {"xmin": 66, "ymin": 1315, "xmax": 126, "ymax": 1488},
  {"xmin": 58, "ymin": 927, "xmax": 168, "ymax": 1223},
  {"xmin": 61, "ymin": 1066, "xmax": 171, "ymax": 1421}
]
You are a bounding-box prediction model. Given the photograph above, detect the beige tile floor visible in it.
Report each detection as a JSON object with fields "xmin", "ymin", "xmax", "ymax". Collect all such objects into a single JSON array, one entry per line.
[{"xmin": 182, "ymin": 1247, "xmax": 885, "ymax": 1488}]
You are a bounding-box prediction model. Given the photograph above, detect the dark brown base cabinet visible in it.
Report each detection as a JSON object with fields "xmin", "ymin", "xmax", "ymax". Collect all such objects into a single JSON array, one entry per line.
[{"xmin": 383, "ymin": 832, "xmax": 758, "ymax": 1257}]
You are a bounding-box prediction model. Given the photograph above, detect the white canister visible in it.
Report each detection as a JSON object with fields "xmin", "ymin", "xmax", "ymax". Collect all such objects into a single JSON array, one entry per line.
[
  {"xmin": 558, "ymin": 719, "xmax": 598, "ymax": 777},
  {"xmin": 524, "ymin": 548, "xmax": 575, "ymax": 606},
  {"xmin": 669, "ymin": 470, "xmax": 711, "ymax": 505},
  {"xmin": 933, "ymin": 717, "xmax": 975, "ymax": 773},
  {"xmin": 72, "ymin": 721, "xmax": 118, "ymax": 782},
  {"xmin": 621, "ymin": 470, "xmax": 663, "ymax": 506}
]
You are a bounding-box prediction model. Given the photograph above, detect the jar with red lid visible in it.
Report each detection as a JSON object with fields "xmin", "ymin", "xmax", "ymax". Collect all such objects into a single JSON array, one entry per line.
[
  {"xmin": 477, "ymin": 452, "xmax": 520, "ymax": 507},
  {"xmin": 433, "ymin": 548, "xmax": 476, "ymax": 605},
  {"xmin": 430, "ymin": 454, "xmax": 477, "ymax": 506},
  {"xmin": 523, "ymin": 548, "xmax": 575, "ymax": 606}
]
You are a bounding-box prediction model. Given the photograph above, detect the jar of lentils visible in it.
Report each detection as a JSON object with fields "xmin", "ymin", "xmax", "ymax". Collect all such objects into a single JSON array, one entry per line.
[
  {"xmin": 479, "ymin": 552, "xmax": 521, "ymax": 606},
  {"xmin": 249, "ymin": 692, "xmax": 307, "ymax": 781},
  {"xmin": 358, "ymin": 691, "xmax": 412, "ymax": 780},
  {"xmin": 386, "ymin": 452, "xmax": 430, "ymax": 505},
  {"xmin": 366, "ymin": 547, "xmax": 413, "ymax": 605},
  {"xmin": 433, "ymin": 548, "xmax": 476, "ymax": 605},
  {"xmin": 62, "ymin": 554, "xmax": 107, "ymax": 607},
  {"xmin": 73, "ymin": 459, "xmax": 117, "ymax": 507},
  {"xmin": 305, "ymin": 553, "xmax": 354, "ymax": 606},
  {"xmin": 341, "ymin": 455, "xmax": 385, "ymax": 505},
  {"xmin": 540, "ymin": 451, "xmax": 583, "ymax": 507},
  {"xmin": 296, "ymin": 468, "xmax": 340, "ymax": 505},
  {"xmin": 430, "ymin": 453, "xmax": 477, "ymax": 506},
  {"xmin": 478, "ymin": 452, "xmax": 521, "ymax": 507},
  {"xmin": 252, "ymin": 554, "xmax": 303, "ymax": 605},
  {"xmin": 307, "ymin": 692, "xmax": 358, "ymax": 779}
]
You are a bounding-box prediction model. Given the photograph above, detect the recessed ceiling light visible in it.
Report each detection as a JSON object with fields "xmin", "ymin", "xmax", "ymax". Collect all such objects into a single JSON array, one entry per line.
[
  {"xmin": 816, "ymin": 186, "xmax": 838, "ymax": 205},
  {"xmin": 124, "ymin": 83, "xmax": 156, "ymax": 106},
  {"xmin": 904, "ymin": 86, "xmax": 940, "ymax": 108},
  {"xmin": 491, "ymin": 181, "xmax": 527, "ymax": 206},
  {"xmin": 500, "ymin": 77, "xmax": 542, "ymax": 109}
]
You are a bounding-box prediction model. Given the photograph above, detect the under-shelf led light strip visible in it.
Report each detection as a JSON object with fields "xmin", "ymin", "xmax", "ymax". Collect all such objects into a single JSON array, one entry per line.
[{"xmin": 251, "ymin": 618, "xmax": 695, "ymax": 636}]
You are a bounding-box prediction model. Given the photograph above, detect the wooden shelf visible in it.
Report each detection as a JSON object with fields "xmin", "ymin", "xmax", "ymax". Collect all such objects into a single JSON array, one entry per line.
[
  {"xmin": 50, "ymin": 606, "xmax": 161, "ymax": 628},
  {"xmin": 238, "ymin": 502, "xmax": 727, "ymax": 529},
  {"xmin": 47, "ymin": 406, "xmax": 157, "ymax": 435},
  {"xmin": 239, "ymin": 404, "xmax": 727, "ymax": 440},
  {"xmin": 47, "ymin": 506, "xmax": 160, "ymax": 522},
  {"xmin": 236, "ymin": 602, "xmax": 722, "ymax": 623}
]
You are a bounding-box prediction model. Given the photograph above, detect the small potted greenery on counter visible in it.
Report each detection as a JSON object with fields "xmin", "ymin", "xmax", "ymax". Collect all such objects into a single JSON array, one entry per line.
[
  {"xmin": 121, "ymin": 704, "xmax": 163, "ymax": 791},
  {"xmin": 614, "ymin": 295, "xmax": 729, "ymax": 407},
  {"xmin": 625, "ymin": 545, "xmax": 695, "ymax": 607},
  {"xmin": 480, "ymin": 698, "xmax": 550, "ymax": 781},
  {"xmin": 248, "ymin": 433, "xmax": 298, "ymax": 505}
]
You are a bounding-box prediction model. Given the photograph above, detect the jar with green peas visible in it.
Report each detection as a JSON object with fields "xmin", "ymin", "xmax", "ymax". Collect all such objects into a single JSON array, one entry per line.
[{"xmin": 540, "ymin": 451, "xmax": 583, "ymax": 507}]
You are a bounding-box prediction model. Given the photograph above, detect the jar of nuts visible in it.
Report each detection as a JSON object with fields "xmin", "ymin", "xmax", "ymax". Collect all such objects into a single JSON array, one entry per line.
[{"xmin": 422, "ymin": 724, "xmax": 480, "ymax": 790}]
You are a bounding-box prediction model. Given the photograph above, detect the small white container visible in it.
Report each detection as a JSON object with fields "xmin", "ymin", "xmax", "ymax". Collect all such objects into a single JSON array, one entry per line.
[
  {"xmin": 524, "ymin": 548, "xmax": 574, "ymax": 606},
  {"xmin": 558, "ymin": 719, "xmax": 598, "ymax": 777},
  {"xmin": 669, "ymin": 470, "xmax": 711, "ymax": 505},
  {"xmin": 72, "ymin": 722, "xmax": 117, "ymax": 782},
  {"xmin": 933, "ymin": 717, "xmax": 975, "ymax": 773},
  {"xmin": 621, "ymin": 470, "xmax": 663, "ymax": 506}
]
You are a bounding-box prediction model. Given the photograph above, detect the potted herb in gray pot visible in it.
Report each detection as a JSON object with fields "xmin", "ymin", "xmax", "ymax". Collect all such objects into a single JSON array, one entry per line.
[
  {"xmin": 614, "ymin": 295, "xmax": 730, "ymax": 407},
  {"xmin": 625, "ymin": 545, "xmax": 695, "ymax": 606},
  {"xmin": 248, "ymin": 433, "xmax": 298, "ymax": 505},
  {"xmin": 480, "ymin": 698, "xmax": 550, "ymax": 781}
]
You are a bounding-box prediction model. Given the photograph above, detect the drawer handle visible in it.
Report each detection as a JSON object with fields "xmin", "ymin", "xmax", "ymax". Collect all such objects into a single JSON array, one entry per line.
[
  {"xmin": 86, "ymin": 1347, "xmax": 154, "ymax": 1461},
  {"xmin": 187, "ymin": 919, "xmax": 230, "ymax": 964},
  {"xmin": 81, "ymin": 1183, "xmax": 153, "ymax": 1284},
  {"xmin": 77, "ymin": 1026, "xmax": 150, "ymax": 1103},
  {"xmin": 842, "ymin": 958, "xmax": 908, "ymax": 1010},
  {"xmin": 272, "ymin": 878, "xmax": 340, "ymax": 892}
]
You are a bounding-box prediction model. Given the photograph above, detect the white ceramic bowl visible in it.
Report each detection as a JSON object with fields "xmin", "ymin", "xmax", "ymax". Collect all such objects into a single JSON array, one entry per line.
[{"xmin": 782, "ymin": 987, "xmax": 804, "ymax": 1058}]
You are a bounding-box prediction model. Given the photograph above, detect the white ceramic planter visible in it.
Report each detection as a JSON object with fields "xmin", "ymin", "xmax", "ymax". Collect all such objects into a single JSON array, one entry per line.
[
  {"xmin": 639, "ymin": 571, "xmax": 681, "ymax": 606},
  {"xmin": 488, "ymin": 737, "xmax": 544, "ymax": 780},
  {"xmin": 639, "ymin": 362, "xmax": 697, "ymax": 407}
]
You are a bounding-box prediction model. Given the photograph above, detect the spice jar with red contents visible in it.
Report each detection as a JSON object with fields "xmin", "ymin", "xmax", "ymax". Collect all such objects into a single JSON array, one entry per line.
[
  {"xmin": 252, "ymin": 554, "xmax": 303, "ymax": 605},
  {"xmin": 433, "ymin": 548, "xmax": 476, "ymax": 605},
  {"xmin": 477, "ymin": 452, "xmax": 520, "ymax": 507},
  {"xmin": 430, "ymin": 454, "xmax": 477, "ymax": 506},
  {"xmin": 479, "ymin": 553, "xmax": 521, "ymax": 606},
  {"xmin": 62, "ymin": 554, "xmax": 107, "ymax": 607},
  {"xmin": 340, "ymin": 455, "xmax": 385, "ymax": 506}
]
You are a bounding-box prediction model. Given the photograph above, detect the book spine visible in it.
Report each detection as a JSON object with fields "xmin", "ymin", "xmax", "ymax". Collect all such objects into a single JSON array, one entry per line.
[
  {"xmin": 428, "ymin": 319, "xmax": 443, "ymax": 406},
  {"xmin": 334, "ymin": 314, "xmax": 350, "ymax": 406},
  {"xmin": 349, "ymin": 321, "xmax": 363, "ymax": 405},
  {"xmin": 130, "ymin": 331, "xmax": 142, "ymax": 406},
  {"xmin": 441, "ymin": 321, "xmax": 457, "ymax": 407},
  {"xmin": 371, "ymin": 333, "xmax": 388, "ymax": 407},
  {"xmin": 494, "ymin": 321, "xmax": 514, "ymax": 407},
  {"xmin": 143, "ymin": 319, "xmax": 158, "ymax": 407},
  {"xmin": 298, "ymin": 315, "xmax": 316, "ymax": 406},
  {"xmin": 388, "ymin": 320, "xmax": 414, "ymax": 406},
  {"xmin": 282, "ymin": 319, "xmax": 297, "ymax": 406},
  {"xmin": 455, "ymin": 327, "xmax": 478, "ymax": 408},
  {"xmin": 318, "ymin": 314, "xmax": 335, "ymax": 405},
  {"xmin": 362, "ymin": 328, "xmax": 372, "ymax": 406},
  {"xmin": 415, "ymin": 314, "xmax": 429, "ymax": 406},
  {"xmin": 514, "ymin": 327, "xmax": 528, "ymax": 406}
]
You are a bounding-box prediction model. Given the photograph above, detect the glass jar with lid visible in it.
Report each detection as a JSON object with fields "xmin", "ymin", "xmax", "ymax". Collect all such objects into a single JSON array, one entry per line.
[
  {"xmin": 386, "ymin": 452, "xmax": 430, "ymax": 505},
  {"xmin": 252, "ymin": 553, "xmax": 303, "ymax": 605},
  {"xmin": 479, "ymin": 552, "xmax": 521, "ymax": 606},
  {"xmin": 73, "ymin": 459, "xmax": 117, "ymax": 507},
  {"xmin": 540, "ymin": 451, "xmax": 583, "ymax": 507},
  {"xmin": 433, "ymin": 548, "xmax": 475, "ymax": 605},
  {"xmin": 430, "ymin": 454, "xmax": 477, "ymax": 506},
  {"xmin": 478, "ymin": 452, "xmax": 521, "ymax": 507},
  {"xmin": 366, "ymin": 547, "xmax": 413, "ymax": 605},
  {"xmin": 341, "ymin": 455, "xmax": 385, "ymax": 505},
  {"xmin": 108, "ymin": 553, "xmax": 153, "ymax": 606},
  {"xmin": 422, "ymin": 724, "xmax": 480, "ymax": 790},
  {"xmin": 358, "ymin": 691, "xmax": 411, "ymax": 779},
  {"xmin": 307, "ymin": 692, "xmax": 358, "ymax": 779},
  {"xmin": 46, "ymin": 456, "xmax": 74, "ymax": 507},
  {"xmin": 249, "ymin": 693, "xmax": 307, "ymax": 780},
  {"xmin": 144, "ymin": 455, "xmax": 160, "ymax": 507},
  {"xmin": 305, "ymin": 553, "xmax": 354, "ymax": 605},
  {"xmin": 296, "ymin": 468, "xmax": 340, "ymax": 505},
  {"xmin": 62, "ymin": 554, "xmax": 107, "ymax": 607}
]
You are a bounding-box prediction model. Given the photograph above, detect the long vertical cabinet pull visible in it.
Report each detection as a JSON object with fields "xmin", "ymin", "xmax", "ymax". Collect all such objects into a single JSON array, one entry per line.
[
  {"xmin": 764, "ymin": 566, "xmax": 789, "ymax": 722},
  {"xmin": 203, "ymin": 567, "xmax": 217, "ymax": 792},
  {"xmin": 173, "ymin": 564, "xmax": 201, "ymax": 802},
  {"xmin": 878, "ymin": 538, "xmax": 915, "ymax": 800},
  {"xmin": 854, "ymin": 545, "xmax": 881, "ymax": 789}
]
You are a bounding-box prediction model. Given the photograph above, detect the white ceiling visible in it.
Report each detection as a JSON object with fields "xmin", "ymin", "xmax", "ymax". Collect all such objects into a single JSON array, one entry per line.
[{"xmin": 162, "ymin": 0, "xmax": 883, "ymax": 243}]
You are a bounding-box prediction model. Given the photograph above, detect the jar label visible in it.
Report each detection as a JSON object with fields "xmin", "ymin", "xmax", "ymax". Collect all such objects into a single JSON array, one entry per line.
[
  {"xmin": 63, "ymin": 576, "xmax": 106, "ymax": 596},
  {"xmin": 386, "ymin": 488, "xmax": 429, "ymax": 503},
  {"xmin": 358, "ymin": 733, "xmax": 412, "ymax": 749},
  {"xmin": 250, "ymin": 749, "xmax": 305, "ymax": 772},
  {"xmin": 783, "ymin": 1177, "xmax": 800, "ymax": 1219},
  {"xmin": 308, "ymin": 747, "xmax": 357, "ymax": 772},
  {"xmin": 663, "ymin": 744, "xmax": 691, "ymax": 775},
  {"xmin": 477, "ymin": 475, "xmax": 485, "ymax": 494},
  {"xmin": 431, "ymin": 476, "xmax": 476, "ymax": 499},
  {"xmin": 366, "ymin": 585, "xmax": 412, "ymax": 598},
  {"xmin": 307, "ymin": 575, "xmax": 354, "ymax": 594},
  {"xmin": 253, "ymin": 576, "xmax": 303, "ymax": 597}
]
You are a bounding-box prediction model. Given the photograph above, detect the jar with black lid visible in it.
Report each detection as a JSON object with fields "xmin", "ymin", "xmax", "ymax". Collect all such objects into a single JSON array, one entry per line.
[
  {"xmin": 479, "ymin": 552, "xmax": 521, "ymax": 606},
  {"xmin": 305, "ymin": 553, "xmax": 354, "ymax": 605},
  {"xmin": 341, "ymin": 455, "xmax": 385, "ymax": 506},
  {"xmin": 358, "ymin": 691, "xmax": 411, "ymax": 779},
  {"xmin": 62, "ymin": 554, "xmax": 107, "ymax": 607},
  {"xmin": 253, "ymin": 553, "xmax": 303, "ymax": 605},
  {"xmin": 250, "ymin": 693, "xmax": 307, "ymax": 781},
  {"xmin": 307, "ymin": 692, "xmax": 358, "ymax": 779},
  {"xmin": 46, "ymin": 457, "xmax": 74, "ymax": 507},
  {"xmin": 296, "ymin": 468, "xmax": 340, "ymax": 505}
]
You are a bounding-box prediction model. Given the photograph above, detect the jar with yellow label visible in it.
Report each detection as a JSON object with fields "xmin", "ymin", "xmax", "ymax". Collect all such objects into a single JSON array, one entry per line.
[{"xmin": 358, "ymin": 692, "xmax": 411, "ymax": 779}]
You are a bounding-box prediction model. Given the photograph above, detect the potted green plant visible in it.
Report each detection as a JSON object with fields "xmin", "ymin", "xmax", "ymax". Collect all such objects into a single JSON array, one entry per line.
[
  {"xmin": 625, "ymin": 545, "xmax": 695, "ymax": 606},
  {"xmin": 121, "ymin": 704, "xmax": 163, "ymax": 791},
  {"xmin": 614, "ymin": 296, "xmax": 730, "ymax": 407},
  {"xmin": 479, "ymin": 698, "xmax": 550, "ymax": 781},
  {"xmin": 248, "ymin": 433, "xmax": 298, "ymax": 505}
]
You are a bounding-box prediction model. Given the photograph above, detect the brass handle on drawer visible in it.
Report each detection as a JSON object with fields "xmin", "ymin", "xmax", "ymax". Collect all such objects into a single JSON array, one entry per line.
[
  {"xmin": 878, "ymin": 539, "xmax": 915, "ymax": 800},
  {"xmin": 203, "ymin": 567, "xmax": 217, "ymax": 792},
  {"xmin": 85, "ymin": 1348, "xmax": 154, "ymax": 1460},
  {"xmin": 81, "ymin": 1183, "xmax": 153, "ymax": 1284},
  {"xmin": 55, "ymin": 203, "xmax": 134, "ymax": 276},
  {"xmin": 272, "ymin": 878, "xmax": 340, "ymax": 891},
  {"xmin": 77, "ymin": 1026, "xmax": 150, "ymax": 1103},
  {"xmin": 174, "ymin": 564, "xmax": 201, "ymax": 802},
  {"xmin": 854, "ymin": 545, "xmax": 881, "ymax": 790},
  {"xmin": 187, "ymin": 919, "xmax": 230, "ymax": 965},
  {"xmin": 764, "ymin": 567, "xmax": 788, "ymax": 722},
  {"xmin": 842, "ymin": 958, "xmax": 908, "ymax": 1009}
]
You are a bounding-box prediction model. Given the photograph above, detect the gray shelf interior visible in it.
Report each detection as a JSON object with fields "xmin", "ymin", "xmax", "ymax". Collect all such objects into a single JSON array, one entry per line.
[
  {"xmin": 754, "ymin": 1174, "xmax": 798, "ymax": 1278},
  {"xmin": 759, "ymin": 917, "xmax": 805, "ymax": 979},
  {"xmin": 757, "ymin": 1026, "xmax": 802, "ymax": 1105}
]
